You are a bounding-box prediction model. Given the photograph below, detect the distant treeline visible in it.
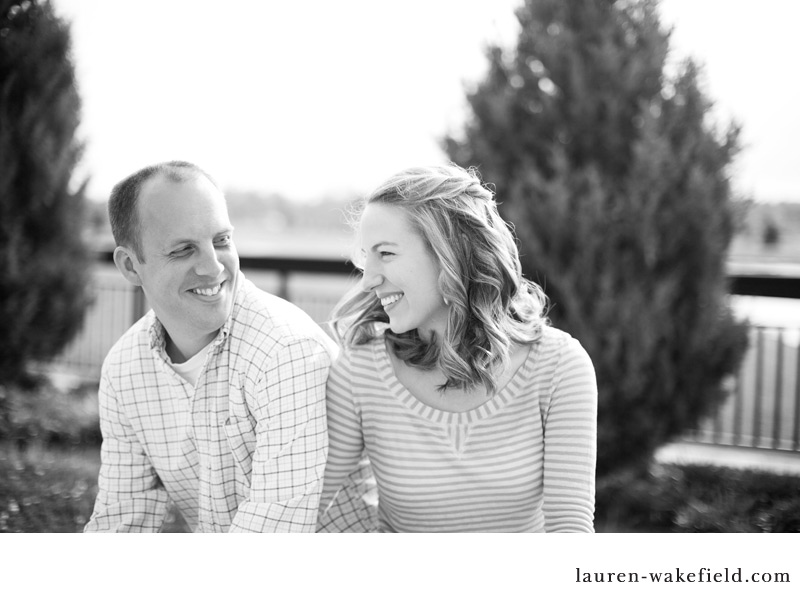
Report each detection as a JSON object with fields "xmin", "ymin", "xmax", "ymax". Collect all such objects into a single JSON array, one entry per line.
[
  {"xmin": 733, "ymin": 200, "xmax": 800, "ymax": 260},
  {"xmin": 83, "ymin": 192, "xmax": 800, "ymax": 257},
  {"xmin": 83, "ymin": 190, "xmax": 356, "ymax": 249}
]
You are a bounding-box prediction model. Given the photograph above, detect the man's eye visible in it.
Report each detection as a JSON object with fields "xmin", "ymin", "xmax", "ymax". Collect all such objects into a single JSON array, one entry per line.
[
  {"xmin": 171, "ymin": 247, "xmax": 192, "ymax": 257},
  {"xmin": 215, "ymin": 236, "xmax": 231, "ymax": 246}
]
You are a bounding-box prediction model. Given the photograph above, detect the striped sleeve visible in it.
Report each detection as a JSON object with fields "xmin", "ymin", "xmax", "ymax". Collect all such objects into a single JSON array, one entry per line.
[
  {"xmin": 541, "ymin": 337, "xmax": 598, "ymax": 532},
  {"xmin": 317, "ymin": 351, "xmax": 378, "ymax": 532}
]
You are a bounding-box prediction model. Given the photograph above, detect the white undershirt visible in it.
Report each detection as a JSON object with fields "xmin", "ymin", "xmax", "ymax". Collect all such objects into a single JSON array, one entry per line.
[{"xmin": 169, "ymin": 342, "xmax": 213, "ymax": 387}]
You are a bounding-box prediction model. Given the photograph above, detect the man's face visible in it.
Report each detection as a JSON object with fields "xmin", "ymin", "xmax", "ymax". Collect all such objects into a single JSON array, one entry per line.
[{"xmin": 132, "ymin": 173, "xmax": 239, "ymax": 358}]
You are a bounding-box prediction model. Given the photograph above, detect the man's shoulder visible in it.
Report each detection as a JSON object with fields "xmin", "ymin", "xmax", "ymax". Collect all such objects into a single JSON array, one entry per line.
[
  {"xmin": 232, "ymin": 278, "xmax": 336, "ymax": 353},
  {"xmin": 102, "ymin": 311, "xmax": 155, "ymax": 369}
]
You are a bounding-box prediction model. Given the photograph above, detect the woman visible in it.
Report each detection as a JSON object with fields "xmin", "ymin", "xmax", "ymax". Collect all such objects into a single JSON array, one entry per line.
[{"xmin": 317, "ymin": 164, "xmax": 597, "ymax": 532}]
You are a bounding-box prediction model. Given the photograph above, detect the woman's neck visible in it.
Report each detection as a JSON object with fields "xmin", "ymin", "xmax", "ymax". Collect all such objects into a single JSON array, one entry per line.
[{"xmin": 387, "ymin": 340, "xmax": 531, "ymax": 413}]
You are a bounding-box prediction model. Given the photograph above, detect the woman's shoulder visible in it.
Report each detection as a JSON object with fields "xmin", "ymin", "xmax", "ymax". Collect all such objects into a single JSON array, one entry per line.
[
  {"xmin": 536, "ymin": 325, "xmax": 594, "ymax": 370},
  {"xmin": 328, "ymin": 335, "xmax": 391, "ymax": 404},
  {"xmin": 341, "ymin": 332, "xmax": 385, "ymax": 355},
  {"xmin": 538, "ymin": 324, "xmax": 577, "ymax": 350},
  {"xmin": 337, "ymin": 321, "xmax": 388, "ymax": 352},
  {"xmin": 334, "ymin": 334, "xmax": 386, "ymax": 372}
]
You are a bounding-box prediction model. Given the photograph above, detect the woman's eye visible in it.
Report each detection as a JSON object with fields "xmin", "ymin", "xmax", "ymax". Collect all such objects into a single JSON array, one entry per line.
[{"xmin": 379, "ymin": 251, "xmax": 395, "ymax": 258}]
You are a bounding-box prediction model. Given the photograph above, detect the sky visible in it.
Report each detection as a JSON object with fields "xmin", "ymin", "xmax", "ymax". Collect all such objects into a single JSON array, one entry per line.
[{"xmin": 50, "ymin": 0, "xmax": 800, "ymax": 203}]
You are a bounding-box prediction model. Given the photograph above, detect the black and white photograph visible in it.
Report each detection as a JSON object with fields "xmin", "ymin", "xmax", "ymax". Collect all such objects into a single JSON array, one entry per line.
[{"xmin": 1, "ymin": 0, "xmax": 797, "ymax": 589}]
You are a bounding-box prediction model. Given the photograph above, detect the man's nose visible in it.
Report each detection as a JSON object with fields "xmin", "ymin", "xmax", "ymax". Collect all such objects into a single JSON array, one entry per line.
[{"xmin": 195, "ymin": 245, "xmax": 225, "ymax": 277}]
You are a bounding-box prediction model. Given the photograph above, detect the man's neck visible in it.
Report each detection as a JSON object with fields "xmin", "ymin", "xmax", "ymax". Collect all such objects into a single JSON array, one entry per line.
[{"xmin": 165, "ymin": 331, "xmax": 217, "ymax": 364}]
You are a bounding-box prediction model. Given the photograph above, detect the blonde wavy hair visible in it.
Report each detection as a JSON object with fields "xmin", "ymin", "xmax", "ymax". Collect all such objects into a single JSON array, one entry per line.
[{"xmin": 331, "ymin": 163, "xmax": 549, "ymax": 394}]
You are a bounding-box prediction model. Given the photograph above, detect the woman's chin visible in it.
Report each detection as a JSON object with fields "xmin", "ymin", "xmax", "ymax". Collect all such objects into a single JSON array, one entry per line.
[{"xmin": 388, "ymin": 321, "xmax": 408, "ymax": 334}]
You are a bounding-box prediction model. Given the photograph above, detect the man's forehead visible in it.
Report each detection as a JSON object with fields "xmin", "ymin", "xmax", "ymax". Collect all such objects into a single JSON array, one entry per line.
[
  {"xmin": 137, "ymin": 174, "xmax": 230, "ymax": 246},
  {"xmin": 140, "ymin": 171, "xmax": 213, "ymax": 197},
  {"xmin": 140, "ymin": 173, "xmax": 224, "ymax": 209}
]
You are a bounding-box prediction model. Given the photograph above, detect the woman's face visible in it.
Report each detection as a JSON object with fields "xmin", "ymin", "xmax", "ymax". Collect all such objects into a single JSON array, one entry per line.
[{"xmin": 359, "ymin": 202, "xmax": 449, "ymax": 338}]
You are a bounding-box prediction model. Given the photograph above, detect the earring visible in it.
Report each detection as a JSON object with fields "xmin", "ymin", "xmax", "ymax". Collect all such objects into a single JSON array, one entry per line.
[{"xmin": 443, "ymin": 297, "xmax": 450, "ymax": 306}]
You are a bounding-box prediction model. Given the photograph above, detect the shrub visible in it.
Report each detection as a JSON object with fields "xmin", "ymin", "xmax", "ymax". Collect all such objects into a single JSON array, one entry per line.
[
  {"xmin": 445, "ymin": 0, "xmax": 749, "ymax": 476},
  {"xmin": 0, "ymin": 377, "xmax": 100, "ymax": 445},
  {"xmin": 596, "ymin": 463, "xmax": 800, "ymax": 533},
  {"xmin": 0, "ymin": 0, "xmax": 92, "ymax": 389}
]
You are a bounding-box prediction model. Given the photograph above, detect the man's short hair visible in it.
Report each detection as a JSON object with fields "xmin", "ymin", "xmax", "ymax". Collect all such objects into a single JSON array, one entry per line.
[{"xmin": 108, "ymin": 161, "xmax": 218, "ymax": 261}]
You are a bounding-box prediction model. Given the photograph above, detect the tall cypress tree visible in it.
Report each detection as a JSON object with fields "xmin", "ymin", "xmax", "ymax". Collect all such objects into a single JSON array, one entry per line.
[
  {"xmin": 0, "ymin": 0, "xmax": 91, "ymax": 386},
  {"xmin": 446, "ymin": 0, "xmax": 749, "ymax": 476}
]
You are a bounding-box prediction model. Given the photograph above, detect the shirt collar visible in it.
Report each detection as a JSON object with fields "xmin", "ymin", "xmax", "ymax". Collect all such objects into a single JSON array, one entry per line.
[{"xmin": 147, "ymin": 270, "xmax": 246, "ymax": 353}]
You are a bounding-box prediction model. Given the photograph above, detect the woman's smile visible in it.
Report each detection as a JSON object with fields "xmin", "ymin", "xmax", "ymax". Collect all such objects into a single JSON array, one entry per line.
[{"xmin": 380, "ymin": 292, "xmax": 404, "ymax": 310}]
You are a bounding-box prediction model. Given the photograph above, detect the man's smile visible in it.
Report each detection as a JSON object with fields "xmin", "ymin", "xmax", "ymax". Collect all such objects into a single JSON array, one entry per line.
[{"xmin": 189, "ymin": 280, "xmax": 226, "ymax": 297}]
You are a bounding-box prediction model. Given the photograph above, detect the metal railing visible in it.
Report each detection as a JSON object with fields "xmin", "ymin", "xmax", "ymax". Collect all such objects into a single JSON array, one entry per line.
[
  {"xmin": 52, "ymin": 254, "xmax": 359, "ymax": 378},
  {"xmin": 52, "ymin": 252, "xmax": 800, "ymax": 454},
  {"xmin": 688, "ymin": 326, "xmax": 800, "ymax": 452}
]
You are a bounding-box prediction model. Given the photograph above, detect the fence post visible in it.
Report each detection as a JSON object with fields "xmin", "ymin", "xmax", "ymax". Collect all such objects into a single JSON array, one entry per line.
[
  {"xmin": 773, "ymin": 332, "xmax": 784, "ymax": 449},
  {"xmin": 733, "ymin": 363, "xmax": 743, "ymax": 446},
  {"xmin": 752, "ymin": 328, "xmax": 764, "ymax": 448},
  {"xmin": 277, "ymin": 270, "xmax": 289, "ymax": 300},
  {"xmin": 794, "ymin": 339, "xmax": 800, "ymax": 451}
]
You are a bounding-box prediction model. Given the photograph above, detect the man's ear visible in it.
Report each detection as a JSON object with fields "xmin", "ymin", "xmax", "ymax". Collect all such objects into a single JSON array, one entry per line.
[{"xmin": 113, "ymin": 246, "xmax": 143, "ymax": 287}]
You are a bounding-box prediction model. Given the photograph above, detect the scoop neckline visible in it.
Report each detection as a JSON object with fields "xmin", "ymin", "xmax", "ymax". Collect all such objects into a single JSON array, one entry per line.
[{"xmin": 373, "ymin": 335, "xmax": 539, "ymax": 425}]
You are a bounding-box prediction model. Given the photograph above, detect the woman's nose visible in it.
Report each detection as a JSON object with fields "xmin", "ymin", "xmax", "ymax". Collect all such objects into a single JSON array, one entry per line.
[{"xmin": 361, "ymin": 262, "xmax": 383, "ymax": 293}]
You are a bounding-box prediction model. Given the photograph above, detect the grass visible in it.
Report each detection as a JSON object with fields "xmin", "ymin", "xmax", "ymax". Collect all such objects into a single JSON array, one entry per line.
[
  {"xmin": 0, "ymin": 442, "xmax": 189, "ymax": 532},
  {"xmin": 0, "ymin": 375, "xmax": 188, "ymax": 532},
  {"xmin": 0, "ymin": 442, "xmax": 99, "ymax": 532}
]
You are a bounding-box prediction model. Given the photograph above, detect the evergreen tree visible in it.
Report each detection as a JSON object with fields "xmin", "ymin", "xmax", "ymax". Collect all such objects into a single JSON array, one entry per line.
[
  {"xmin": 446, "ymin": 0, "xmax": 749, "ymax": 476},
  {"xmin": 0, "ymin": 0, "xmax": 91, "ymax": 386}
]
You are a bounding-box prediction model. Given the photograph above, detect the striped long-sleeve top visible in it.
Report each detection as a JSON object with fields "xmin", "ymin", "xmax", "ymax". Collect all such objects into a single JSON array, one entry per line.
[{"xmin": 318, "ymin": 325, "xmax": 598, "ymax": 532}]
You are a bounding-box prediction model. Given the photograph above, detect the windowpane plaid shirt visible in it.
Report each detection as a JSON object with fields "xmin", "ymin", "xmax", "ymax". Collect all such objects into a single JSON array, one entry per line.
[{"xmin": 85, "ymin": 274, "xmax": 337, "ymax": 532}]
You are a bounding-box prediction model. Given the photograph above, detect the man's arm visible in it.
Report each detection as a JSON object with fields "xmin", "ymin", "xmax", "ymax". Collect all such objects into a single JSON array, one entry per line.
[
  {"xmin": 84, "ymin": 372, "xmax": 169, "ymax": 532},
  {"xmin": 228, "ymin": 337, "xmax": 331, "ymax": 532}
]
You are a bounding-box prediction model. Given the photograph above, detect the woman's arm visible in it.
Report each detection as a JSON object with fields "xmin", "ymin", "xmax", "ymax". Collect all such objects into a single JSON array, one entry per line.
[
  {"xmin": 317, "ymin": 351, "xmax": 378, "ymax": 532},
  {"xmin": 542, "ymin": 337, "xmax": 598, "ymax": 532}
]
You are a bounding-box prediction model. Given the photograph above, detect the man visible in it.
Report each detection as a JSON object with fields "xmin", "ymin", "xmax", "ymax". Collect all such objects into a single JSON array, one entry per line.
[{"xmin": 85, "ymin": 161, "xmax": 337, "ymax": 532}]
